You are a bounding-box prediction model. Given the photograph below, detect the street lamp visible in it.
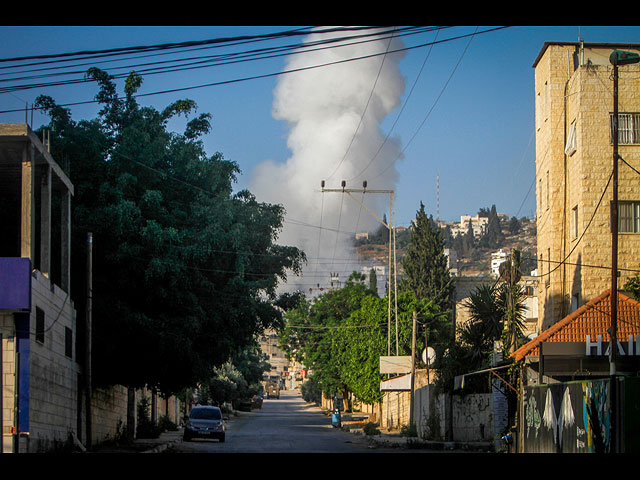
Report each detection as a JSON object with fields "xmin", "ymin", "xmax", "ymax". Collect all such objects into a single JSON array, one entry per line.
[{"xmin": 609, "ymin": 49, "xmax": 640, "ymax": 454}]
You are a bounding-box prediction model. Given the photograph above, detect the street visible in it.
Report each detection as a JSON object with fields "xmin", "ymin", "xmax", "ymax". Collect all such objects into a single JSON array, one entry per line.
[{"xmin": 170, "ymin": 390, "xmax": 399, "ymax": 454}]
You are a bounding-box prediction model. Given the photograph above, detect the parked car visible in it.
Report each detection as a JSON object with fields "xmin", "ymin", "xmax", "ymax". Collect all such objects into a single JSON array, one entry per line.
[{"xmin": 183, "ymin": 405, "xmax": 225, "ymax": 442}]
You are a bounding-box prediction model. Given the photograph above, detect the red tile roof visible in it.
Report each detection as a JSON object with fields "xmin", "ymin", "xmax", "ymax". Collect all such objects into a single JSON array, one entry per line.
[{"xmin": 511, "ymin": 290, "xmax": 640, "ymax": 361}]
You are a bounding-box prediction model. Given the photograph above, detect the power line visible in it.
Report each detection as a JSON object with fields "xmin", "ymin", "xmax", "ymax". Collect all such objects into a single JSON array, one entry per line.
[
  {"xmin": 0, "ymin": 26, "xmax": 351, "ymax": 64},
  {"xmin": 0, "ymin": 26, "xmax": 430, "ymax": 76},
  {"xmin": 0, "ymin": 26, "xmax": 509, "ymax": 115},
  {"xmin": 347, "ymin": 25, "xmax": 442, "ymax": 181},
  {"xmin": 0, "ymin": 27, "xmax": 432, "ymax": 95},
  {"xmin": 363, "ymin": 26, "xmax": 481, "ymax": 182},
  {"xmin": 533, "ymin": 170, "xmax": 613, "ymax": 280}
]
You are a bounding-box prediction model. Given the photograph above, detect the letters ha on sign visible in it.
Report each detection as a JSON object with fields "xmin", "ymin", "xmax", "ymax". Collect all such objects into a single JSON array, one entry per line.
[{"xmin": 585, "ymin": 334, "xmax": 640, "ymax": 356}]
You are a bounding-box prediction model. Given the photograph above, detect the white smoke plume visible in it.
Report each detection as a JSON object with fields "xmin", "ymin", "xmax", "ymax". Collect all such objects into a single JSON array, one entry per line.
[{"xmin": 249, "ymin": 27, "xmax": 407, "ymax": 295}]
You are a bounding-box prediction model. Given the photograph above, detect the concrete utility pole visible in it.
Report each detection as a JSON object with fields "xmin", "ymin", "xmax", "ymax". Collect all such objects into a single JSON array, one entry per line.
[
  {"xmin": 608, "ymin": 48, "xmax": 639, "ymax": 454},
  {"xmin": 320, "ymin": 180, "xmax": 399, "ymax": 355},
  {"xmin": 85, "ymin": 233, "xmax": 93, "ymax": 449},
  {"xmin": 409, "ymin": 311, "xmax": 417, "ymax": 427}
]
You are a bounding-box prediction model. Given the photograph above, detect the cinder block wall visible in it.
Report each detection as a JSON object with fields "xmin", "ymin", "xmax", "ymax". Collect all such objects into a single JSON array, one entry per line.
[{"xmin": 27, "ymin": 272, "xmax": 79, "ymax": 452}]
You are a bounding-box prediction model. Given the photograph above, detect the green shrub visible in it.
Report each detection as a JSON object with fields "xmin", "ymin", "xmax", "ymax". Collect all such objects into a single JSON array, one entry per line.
[
  {"xmin": 158, "ymin": 415, "xmax": 178, "ymax": 432},
  {"xmin": 300, "ymin": 375, "xmax": 322, "ymax": 405},
  {"xmin": 136, "ymin": 398, "xmax": 162, "ymax": 439},
  {"xmin": 401, "ymin": 423, "xmax": 418, "ymax": 437},
  {"xmin": 363, "ymin": 422, "xmax": 380, "ymax": 436}
]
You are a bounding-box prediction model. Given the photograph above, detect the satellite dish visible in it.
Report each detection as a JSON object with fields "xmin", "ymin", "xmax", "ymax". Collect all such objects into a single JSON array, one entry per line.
[{"xmin": 422, "ymin": 347, "xmax": 436, "ymax": 367}]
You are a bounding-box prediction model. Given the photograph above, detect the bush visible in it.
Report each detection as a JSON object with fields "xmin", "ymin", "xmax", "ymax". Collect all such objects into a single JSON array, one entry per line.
[
  {"xmin": 363, "ymin": 422, "xmax": 380, "ymax": 436},
  {"xmin": 401, "ymin": 423, "xmax": 418, "ymax": 438},
  {"xmin": 300, "ymin": 375, "xmax": 322, "ymax": 405},
  {"xmin": 136, "ymin": 398, "xmax": 162, "ymax": 439},
  {"xmin": 158, "ymin": 415, "xmax": 178, "ymax": 432}
]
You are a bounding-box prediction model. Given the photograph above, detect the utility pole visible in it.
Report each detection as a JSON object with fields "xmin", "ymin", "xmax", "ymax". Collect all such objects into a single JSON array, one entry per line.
[
  {"xmin": 320, "ymin": 180, "xmax": 398, "ymax": 355},
  {"xmin": 608, "ymin": 48, "xmax": 640, "ymax": 454},
  {"xmin": 409, "ymin": 311, "xmax": 417, "ymax": 427},
  {"xmin": 85, "ymin": 233, "xmax": 93, "ymax": 449}
]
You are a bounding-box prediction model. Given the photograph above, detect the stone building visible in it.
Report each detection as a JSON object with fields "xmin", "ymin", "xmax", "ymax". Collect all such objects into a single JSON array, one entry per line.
[{"xmin": 533, "ymin": 42, "xmax": 640, "ymax": 331}]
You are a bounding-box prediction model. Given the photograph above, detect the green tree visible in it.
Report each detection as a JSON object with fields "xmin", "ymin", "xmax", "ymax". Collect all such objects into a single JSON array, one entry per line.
[
  {"xmin": 401, "ymin": 202, "xmax": 454, "ymax": 312},
  {"xmin": 34, "ymin": 68, "xmax": 305, "ymax": 395},
  {"xmin": 478, "ymin": 204, "xmax": 504, "ymax": 249},
  {"xmin": 624, "ymin": 274, "xmax": 640, "ymax": 301},
  {"xmin": 281, "ymin": 274, "xmax": 447, "ymax": 407},
  {"xmin": 334, "ymin": 292, "xmax": 441, "ymax": 404},
  {"xmin": 280, "ymin": 273, "xmax": 371, "ymax": 402},
  {"xmin": 461, "ymin": 279, "xmax": 526, "ymax": 367},
  {"xmin": 368, "ymin": 268, "xmax": 378, "ymax": 295},
  {"xmin": 508, "ymin": 216, "xmax": 522, "ymax": 235}
]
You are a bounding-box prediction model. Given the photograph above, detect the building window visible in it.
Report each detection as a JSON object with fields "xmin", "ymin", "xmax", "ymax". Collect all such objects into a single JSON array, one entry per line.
[
  {"xmin": 565, "ymin": 120, "xmax": 577, "ymax": 156},
  {"xmin": 572, "ymin": 293, "xmax": 580, "ymax": 312},
  {"xmin": 36, "ymin": 307, "xmax": 45, "ymax": 344},
  {"xmin": 65, "ymin": 327, "xmax": 73, "ymax": 358},
  {"xmin": 572, "ymin": 205, "xmax": 579, "ymax": 239},
  {"xmin": 546, "ymin": 171, "xmax": 550, "ymax": 210},
  {"xmin": 610, "ymin": 113, "xmax": 640, "ymax": 144},
  {"xmin": 544, "ymin": 81, "xmax": 549, "ymax": 120},
  {"xmin": 619, "ymin": 201, "xmax": 640, "ymax": 233},
  {"xmin": 546, "ymin": 248, "xmax": 551, "ymax": 287}
]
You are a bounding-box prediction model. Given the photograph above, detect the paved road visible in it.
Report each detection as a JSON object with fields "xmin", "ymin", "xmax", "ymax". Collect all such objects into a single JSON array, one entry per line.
[{"xmin": 171, "ymin": 390, "xmax": 398, "ymax": 453}]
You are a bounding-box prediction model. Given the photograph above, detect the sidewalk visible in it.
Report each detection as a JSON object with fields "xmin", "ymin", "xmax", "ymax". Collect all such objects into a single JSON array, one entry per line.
[
  {"xmin": 92, "ymin": 428, "xmax": 184, "ymax": 453},
  {"xmin": 338, "ymin": 413, "xmax": 494, "ymax": 452}
]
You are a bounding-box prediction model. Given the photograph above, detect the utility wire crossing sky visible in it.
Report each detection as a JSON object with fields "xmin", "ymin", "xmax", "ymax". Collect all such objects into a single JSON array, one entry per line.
[{"xmin": 2, "ymin": 25, "xmax": 639, "ymax": 290}]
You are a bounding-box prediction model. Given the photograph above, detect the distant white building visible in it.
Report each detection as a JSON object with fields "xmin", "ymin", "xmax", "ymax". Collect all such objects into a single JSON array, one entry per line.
[
  {"xmin": 361, "ymin": 265, "xmax": 386, "ymax": 277},
  {"xmin": 361, "ymin": 265, "xmax": 386, "ymax": 296},
  {"xmin": 491, "ymin": 249, "xmax": 509, "ymax": 276},
  {"xmin": 450, "ymin": 214, "xmax": 489, "ymax": 238},
  {"xmin": 444, "ymin": 248, "xmax": 459, "ymax": 276}
]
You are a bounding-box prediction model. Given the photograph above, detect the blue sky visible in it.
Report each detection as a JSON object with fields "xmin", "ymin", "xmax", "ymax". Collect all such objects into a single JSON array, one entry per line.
[{"xmin": 1, "ymin": 26, "xmax": 639, "ymax": 287}]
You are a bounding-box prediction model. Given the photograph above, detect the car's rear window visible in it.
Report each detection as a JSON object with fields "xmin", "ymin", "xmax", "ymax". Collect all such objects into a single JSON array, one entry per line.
[{"xmin": 190, "ymin": 407, "xmax": 221, "ymax": 420}]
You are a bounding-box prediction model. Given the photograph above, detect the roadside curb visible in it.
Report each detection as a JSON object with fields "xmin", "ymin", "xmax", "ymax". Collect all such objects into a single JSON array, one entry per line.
[
  {"xmin": 141, "ymin": 431, "xmax": 183, "ymax": 453},
  {"xmin": 338, "ymin": 418, "xmax": 494, "ymax": 452}
]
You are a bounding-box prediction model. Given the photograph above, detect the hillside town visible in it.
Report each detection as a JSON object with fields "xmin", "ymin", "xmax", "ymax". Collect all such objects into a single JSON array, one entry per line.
[{"xmin": 0, "ymin": 29, "xmax": 639, "ymax": 454}]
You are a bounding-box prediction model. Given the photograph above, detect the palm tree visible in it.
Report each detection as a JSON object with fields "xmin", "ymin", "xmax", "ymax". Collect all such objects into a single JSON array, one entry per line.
[{"xmin": 462, "ymin": 282, "xmax": 526, "ymax": 365}]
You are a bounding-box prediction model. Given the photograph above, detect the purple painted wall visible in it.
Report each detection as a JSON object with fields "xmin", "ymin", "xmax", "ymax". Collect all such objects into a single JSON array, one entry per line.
[{"xmin": 0, "ymin": 257, "xmax": 31, "ymax": 310}]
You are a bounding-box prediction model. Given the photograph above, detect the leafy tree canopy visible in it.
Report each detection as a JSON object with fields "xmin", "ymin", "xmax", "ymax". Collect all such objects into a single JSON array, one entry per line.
[
  {"xmin": 401, "ymin": 202, "xmax": 454, "ymax": 312},
  {"xmin": 280, "ymin": 272, "xmax": 447, "ymax": 406},
  {"xmin": 34, "ymin": 69, "xmax": 305, "ymax": 394}
]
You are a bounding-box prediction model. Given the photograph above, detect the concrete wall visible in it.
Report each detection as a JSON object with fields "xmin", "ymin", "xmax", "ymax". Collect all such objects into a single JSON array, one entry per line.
[
  {"xmin": 351, "ymin": 387, "xmax": 496, "ymax": 444},
  {"xmin": 27, "ymin": 271, "xmax": 79, "ymax": 452},
  {"xmin": 450, "ymin": 392, "xmax": 494, "ymax": 442},
  {"xmin": 1, "ymin": 271, "xmax": 184, "ymax": 452}
]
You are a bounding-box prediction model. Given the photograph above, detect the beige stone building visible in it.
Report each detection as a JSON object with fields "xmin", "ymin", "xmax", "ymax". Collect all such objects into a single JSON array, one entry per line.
[{"xmin": 533, "ymin": 42, "xmax": 640, "ymax": 331}]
